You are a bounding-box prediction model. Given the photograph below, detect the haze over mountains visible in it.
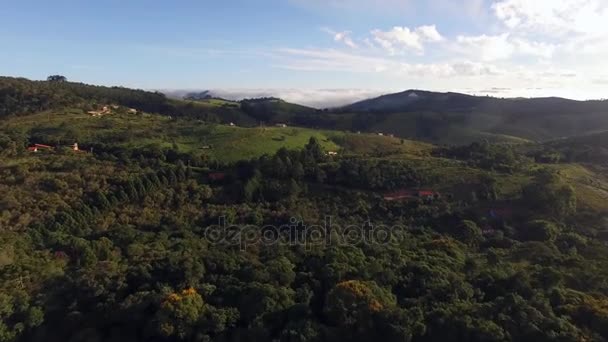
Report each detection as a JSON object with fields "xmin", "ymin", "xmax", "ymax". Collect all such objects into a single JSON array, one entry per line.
[
  {"xmin": 161, "ymin": 88, "xmax": 608, "ymax": 109},
  {"xmin": 168, "ymin": 86, "xmax": 608, "ymax": 145},
  {"xmin": 3, "ymin": 76, "xmax": 608, "ymax": 146},
  {"xmin": 161, "ymin": 88, "xmax": 389, "ymax": 108}
]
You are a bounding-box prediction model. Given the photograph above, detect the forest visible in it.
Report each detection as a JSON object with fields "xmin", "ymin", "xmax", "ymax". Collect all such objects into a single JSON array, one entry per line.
[{"xmin": 2, "ymin": 77, "xmax": 608, "ymax": 342}]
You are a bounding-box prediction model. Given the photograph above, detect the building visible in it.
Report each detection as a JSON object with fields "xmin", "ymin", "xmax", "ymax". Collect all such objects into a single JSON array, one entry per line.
[
  {"xmin": 27, "ymin": 143, "xmax": 53, "ymax": 152},
  {"xmin": 229, "ymin": 122, "xmax": 235, "ymax": 126},
  {"xmin": 417, "ymin": 190, "xmax": 440, "ymax": 200},
  {"xmin": 327, "ymin": 151, "xmax": 338, "ymax": 156},
  {"xmin": 208, "ymin": 172, "xmax": 226, "ymax": 181},
  {"xmin": 275, "ymin": 123, "xmax": 287, "ymax": 128},
  {"xmin": 35, "ymin": 144, "xmax": 52, "ymax": 149},
  {"xmin": 383, "ymin": 189, "xmax": 417, "ymax": 201},
  {"xmin": 72, "ymin": 143, "xmax": 79, "ymax": 151}
]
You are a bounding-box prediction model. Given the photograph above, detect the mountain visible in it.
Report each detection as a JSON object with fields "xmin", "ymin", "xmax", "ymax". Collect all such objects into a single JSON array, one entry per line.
[
  {"xmin": 342, "ymin": 89, "xmax": 483, "ymax": 113},
  {"xmin": 4, "ymin": 77, "xmax": 608, "ymax": 146},
  {"xmin": 339, "ymin": 90, "xmax": 608, "ymax": 144},
  {"xmin": 183, "ymin": 90, "xmax": 215, "ymax": 100}
]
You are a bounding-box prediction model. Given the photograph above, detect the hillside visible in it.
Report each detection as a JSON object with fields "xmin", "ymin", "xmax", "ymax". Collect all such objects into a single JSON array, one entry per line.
[
  {"xmin": 340, "ymin": 90, "xmax": 608, "ymax": 143},
  {"xmin": 6, "ymin": 77, "xmax": 608, "ymax": 146},
  {"xmin": 539, "ymin": 130, "xmax": 608, "ymax": 165},
  {"xmin": 0, "ymin": 106, "xmax": 430, "ymax": 163},
  {"xmin": 4, "ymin": 80, "xmax": 608, "ymax": 341}
]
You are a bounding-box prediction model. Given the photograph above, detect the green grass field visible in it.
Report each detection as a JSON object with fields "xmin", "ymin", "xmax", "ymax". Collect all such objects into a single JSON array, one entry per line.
[{"xmin": 1, "ymin": 108, "xmax": 432, "ymax": 162}]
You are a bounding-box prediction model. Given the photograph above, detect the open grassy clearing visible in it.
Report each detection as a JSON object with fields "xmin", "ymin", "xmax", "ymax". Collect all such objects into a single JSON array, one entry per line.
[{"xmin": 1, "ymin": 109, "xmax": 431, "ymax": 162}]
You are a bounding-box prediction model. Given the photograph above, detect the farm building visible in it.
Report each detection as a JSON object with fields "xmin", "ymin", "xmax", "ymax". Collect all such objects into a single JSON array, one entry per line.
[
  {"xmin": 208, "ymin": 172, "xmax": 226, "ymax": 181},
  {"xmin": 28, "ymin": 144, "xmax": 53, "ymax": 152},
  {"xmin": 384, "ymin": 189, "xmax": 441, "ymax": 201}
]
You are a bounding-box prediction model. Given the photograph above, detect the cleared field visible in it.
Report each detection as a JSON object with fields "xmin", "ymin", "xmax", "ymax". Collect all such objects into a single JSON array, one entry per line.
[{"xmin": 1, "ymin": 109, "xmax": 428, "ymax": 162}]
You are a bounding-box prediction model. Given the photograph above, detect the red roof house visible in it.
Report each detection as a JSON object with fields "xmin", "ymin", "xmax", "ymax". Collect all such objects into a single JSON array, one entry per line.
[
  {"xmin": 384, "ymin": 189, "xmax": 417, "ymax": 201},
  {"xmin": 208, "ymin": 172, "xmax": 226, "ymax": 181},
  {"xmin": 34, "ymin": 144, "xmax": 53, "ymax": 149}
]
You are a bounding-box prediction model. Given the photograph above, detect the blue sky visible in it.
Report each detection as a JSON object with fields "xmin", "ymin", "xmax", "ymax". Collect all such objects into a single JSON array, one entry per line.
[{"xmin": 2, "ymin": 0, "xmax": 608, "ymax": 106}]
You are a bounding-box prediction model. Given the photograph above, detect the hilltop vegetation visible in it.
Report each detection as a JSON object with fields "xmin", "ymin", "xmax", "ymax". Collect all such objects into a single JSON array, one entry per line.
[
  {"xmin": 0, "ymin": 107, "xmax": 430, "ymax": 163},
  {"xmin": 6, "ymin": 77, "xmax": 608, "ymax": 146},
  {"xmin": 2, "ymin": 76, "xmax": 608, "ymax": 341},
  {"xmin": 340, "ymin": 90, "xmax": 608, "ymax": 143}
]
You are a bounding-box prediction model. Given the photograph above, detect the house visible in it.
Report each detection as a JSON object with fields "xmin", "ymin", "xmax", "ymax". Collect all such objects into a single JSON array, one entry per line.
[
  {"xmin": 275, "ymin": 123, "xmax": 287, "ymax": 128},
  {"xmin": 208, "ymin": 172, "xmax": 226, "ymax": 181},
  {"xmin": 418, "ymin": 190, "xmax": 440, "ymax": 200},
  {"xmin": 327, "ymin": 151, "xmax": 338, "ymax": 156},
  {"xmin": 72, "ymin": 143, "xmax": 79, "ymax": 151},
  {"xmin": 383, "ymin": 189, "xmax": 418, "ymax": 201},
  {"xmin": 28, "ymin": 144, "xmax": 56, "ymax": 152},
  {"xmin": 377, "ymin": 133, "xmax": 384, "ymax": 136},
  {"xmin": 128, "ymin": 108, "xmax": 137, "ymax": 114},
  {"xmin": 229, "ymin": 122, "xmax": 235, "ymax": 126},
  {"xmin": 35, "ymin": 144, "xmax": 52, "ymax": 149},
  {"xmin": 28, "ymin": 143, "xmax": 53, "ymax": 152}
]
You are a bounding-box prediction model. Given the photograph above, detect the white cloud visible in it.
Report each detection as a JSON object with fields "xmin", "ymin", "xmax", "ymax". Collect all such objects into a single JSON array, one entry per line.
[
  {"xmin": 371, "ymin": 25, "xmax": 443, "ymax": 54},
  {"xmin": 456, "ymin": 33, "xmax": 515, "ymax": 61},
  {"xmin": 492, "ymin": 0, "xmax": 608, "ymax": 37},
  {"xmin": 322, "ymin": 28, "xmax": 358, "ymax": 48},
  {"xmin": 275, "ymin": 48, "xmax": 395, "ymax": 73},
  {"xmin": 274, "ymin": 47, "xmax": 508, "ymax": 78},
  {"xmin": 416, "ymin": 25, "xmax": 444, "ymax": 42},
  {"xmin": 454, "ymin": 33, "xmax": 557, "ymax": 61}
]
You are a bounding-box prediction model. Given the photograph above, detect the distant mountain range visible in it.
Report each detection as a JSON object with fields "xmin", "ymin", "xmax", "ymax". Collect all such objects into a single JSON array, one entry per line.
[
  {"xmin": 334, "ymin": 90, "xmax": 608, "ymax": 144},
  {"xmin": 3, "ymin": 76, "xmax": 608, "ymax": 146}
]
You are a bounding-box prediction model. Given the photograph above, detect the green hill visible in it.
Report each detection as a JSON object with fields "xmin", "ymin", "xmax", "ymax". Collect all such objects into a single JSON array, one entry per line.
[
  {"xmin": 0, "ymin": 107, "xmax": 431, "ymax": 163},
  {"xmin": 6, "ymin": 77, "xmax": 608, "ymax": 146},
  {"xmin": 5, "ymin": 78, "xmax": 608, "ymax": 341},
  {"xmin": 339, "ymin": 90, "xmax": 608, "ymax": 143}
]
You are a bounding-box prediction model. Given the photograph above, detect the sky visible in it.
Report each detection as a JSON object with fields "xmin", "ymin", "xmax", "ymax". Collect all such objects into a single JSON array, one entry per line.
[{"xmin": 1, "ymin": 0, "xmax": 608, "ymax": 107}]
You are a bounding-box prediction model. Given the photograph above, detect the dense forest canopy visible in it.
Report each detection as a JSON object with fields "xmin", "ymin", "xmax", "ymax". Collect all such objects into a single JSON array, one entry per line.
[{"xmin": 1, "ymin": 77, "xmax": 608, "ymax": 341}]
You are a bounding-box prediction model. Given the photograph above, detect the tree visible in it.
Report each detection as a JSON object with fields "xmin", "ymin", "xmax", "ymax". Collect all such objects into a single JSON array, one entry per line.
[
  {"xmin": 520, "ymin": 220, "xmax": 559, "ymax": 242},
  {"xmin": 47, "ymin": 75, "xmax": 67, "ymax": 82},
  {"xmin": 156, "ymin": 288, "xmax": 206, "ymax": 339},
  {"xmin": 454, "ymin": 220, "xmax": 483, "ymax": 246},
  {"xmin": 325, "ymin": 280, "xmax": 395, "ymax": 327}
]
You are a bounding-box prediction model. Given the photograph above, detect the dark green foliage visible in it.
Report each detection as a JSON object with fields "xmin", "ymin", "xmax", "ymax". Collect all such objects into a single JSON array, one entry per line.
[{"xmin": 2, "ymin": 80, "xmax": 608, "ymax": 342}]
